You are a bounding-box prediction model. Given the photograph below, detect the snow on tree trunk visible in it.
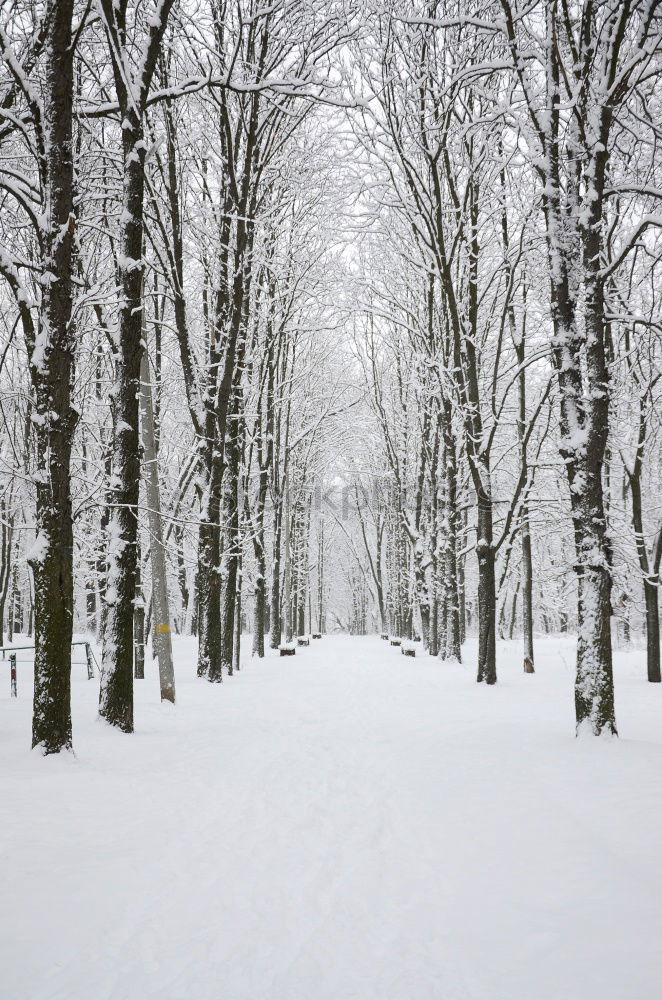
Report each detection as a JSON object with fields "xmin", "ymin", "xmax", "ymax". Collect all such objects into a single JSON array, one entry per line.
[
  {"xmin": 441, "ymin": 407, "xmax": 461, "ymax": 663},
  {"xmin": 197, "ymin": 449, "xmax": 224, "ymax": 681},
  {"xmin": 476, "ymin": 499, "xmax": 496, "ymax": 685},
  {"xmin": 644, "ymin": 582, "xmax": 661, "ymax": 685},
  {"xmin": 139, "ymin": 347, "xmax": 175, "ymax": 702},
  {"xmin": 516, "ymin": 340, "xmax": 534, "ymax": 670},
  {"xmin": 253, "ymin": 570, "xmax": 266, "ymax": 657},
  {"xmin": 220, "ymin": 411, "xmax": 241, "ymax": 677},
  {"xmin": 99, "ymin": 113, "xmax": 146, "ymax": 732},
  {"xmin": 97, "ymin": 0, "xmax": 174, "ymax": 730},
  {"xmin": 29, "ymin": 0, "xmax": 76, "ymax": 753}
]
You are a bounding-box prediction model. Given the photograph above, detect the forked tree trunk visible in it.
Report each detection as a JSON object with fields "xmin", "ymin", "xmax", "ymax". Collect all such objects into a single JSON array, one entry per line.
[
  {"xmin": 98, "ymin": 0, "xmax": 174, "ymax": 730},
  {"xmin": 512, "ymin": 0, "xmax": 619, "ymax": 735}
]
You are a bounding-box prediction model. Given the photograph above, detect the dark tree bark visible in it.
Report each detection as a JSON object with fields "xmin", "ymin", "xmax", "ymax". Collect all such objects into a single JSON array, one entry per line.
[
  {"xmin": 250, "ymin": 372, "xmax": 272, "ymax": 658},
  {"xmin": 643, "ymin": 582, "xmax": 661, "ymax": 685},
  {"xmin": 441, "ymin": 401, "xmax": 461, "ymax": 662},
  {"xmin": 220, "ymin": 399, "xmax": 242, "ymax": 676},
  {"xmin": 476, "ymin": 498, "xmax": 496, "ymax": 684},
  {"xmin": 317, "ymin": 517, "xmax": 326, "ymax": 634},
  {"xmin": 197, "ymin": 450, "xmax": 224, "ymax": 681},
  {"xmin": 98, "ymin": 103, "xmax": 145, "ymax": 730},
  {"xmin": 497, "ymin": 0, "xmax": 644, "ymax": 734},
  {"xmin": 0, "ymin": 497, "xmax": 12, "ymax": 647},
  {"xmin": 270, "ymin": 512, "xmax": 283, "ymax": 649},
  {"xmin": 98, "ymin": 0, "xmax": 174, "ymax": 730},
  {"xmin": 624, "ymin": 397, "xmax": 662, "ymax": 683},
  {"xmin": 133, "ymin": 546, "xmax": 145, "ymax": 681},
  {"xmin": 16, "ymin": 0, "xmax": 77, "ymax": 753}
]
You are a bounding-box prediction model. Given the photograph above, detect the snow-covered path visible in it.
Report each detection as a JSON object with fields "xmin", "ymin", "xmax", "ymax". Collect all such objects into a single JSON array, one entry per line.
[{"xmin": 2, "ymin": 635, "xmax": 662, "ymax": 1000}]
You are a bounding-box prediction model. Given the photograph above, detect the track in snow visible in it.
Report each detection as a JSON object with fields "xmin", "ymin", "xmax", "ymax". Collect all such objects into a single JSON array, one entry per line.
[{"xmin": 2, "ymin": 634, "xmax": 662, "ymax": 1000}]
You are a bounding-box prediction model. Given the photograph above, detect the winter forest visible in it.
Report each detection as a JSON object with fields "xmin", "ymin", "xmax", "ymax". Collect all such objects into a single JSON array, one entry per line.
[{"xmin": 1, "ymin": 2, "xmax": 662, "ymax": 998}]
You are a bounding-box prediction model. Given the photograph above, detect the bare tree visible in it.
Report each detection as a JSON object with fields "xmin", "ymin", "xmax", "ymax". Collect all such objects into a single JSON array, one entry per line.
[
  {"xmin": 0, "ymin": 0, "xmax": 77, "ymax": 752},
  {"xmin": 96, "ymin": 0, "xmax": 175, "ymax": 731}
]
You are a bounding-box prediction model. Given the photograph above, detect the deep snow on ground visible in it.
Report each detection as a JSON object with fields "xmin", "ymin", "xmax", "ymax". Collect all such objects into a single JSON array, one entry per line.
[{"xmin": 1, "ymin": 634, "xmax": 661, "ymax": 1000}]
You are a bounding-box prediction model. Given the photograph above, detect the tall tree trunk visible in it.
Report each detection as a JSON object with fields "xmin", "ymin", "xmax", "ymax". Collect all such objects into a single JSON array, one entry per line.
[
  {"xmin": 283, "ymin": 480, "xmax": 293, "ymax": 642},
  {"xmin": 233, "ymin": 575, "xmax": 242, "ymax": 673},
  {"xmin": 509, "ymin": 582, "xmax": 520, "ymax": 641},
  {"xmin": 99, "ymin": 110, "xmax": 146, "ymax": 732},
  {"xmin": 317, "ymin": 517, "xmax": 325, "ymax": 633},
  {"xmin": 133, "ymin": 541, "xmax": 145, "ymax": 680},
  {"xmin": 251, "ymin": 455, "xmax": 269, "ymax": 658},
  {"xmin": 537, "ymin": 2, "xmax": 616, "ymax": 735},
  {"xmin": 220, "ymin": 414, "xmax": 241, "ymax": 676},
  {"xmin": 0, "ymin": 503, "xmax": 11, "ymax": 647},
  {"xmin": 140, "ymin": 348, "xmax": 175, "ymax": 702},
  {"xmin": 516, "ymin": 342, "xmax": 534, "ymax": 668},
  {"xmin": 270, "ymin": 507, "xmax": 282, "ymax": 649},
  {"xmin": 476, "ymin": 495, "xmax": 496, "ymax": 684},
  {"xmin": 198, "ymin": 451, "xmax": 224, "ymax": 681},
  {"xmin": 98, "ymin": 0, "xmax": 174, "ymax": 729},
  {"xmin": 644, "ymin": 582, "xmax": 661, "ymax": 685},
  {"xmin": 549, "ymin": 243, "xmax": 616, "ymax": 734},
  {"xmin": 10, "ymin": 566, "xmax": 23, "ymax": 640},
  {"xmin": 626, "ymin": 438, "xmax": 661, "ymax": 684},
  {"xmin": 29, "ymin": 0, "xmax": 76, "ymax": 753},
  {"xmin": 253, "ymin": 569, "xmax": 266, "ymax": 656},
  {"xmin": 442, "ymin": 406, "xmax": 461, "ymax": 661}
]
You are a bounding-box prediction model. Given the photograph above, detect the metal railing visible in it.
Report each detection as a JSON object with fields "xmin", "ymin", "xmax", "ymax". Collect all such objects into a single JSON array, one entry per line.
[{"xmin": 1, "ymin": 641, "xmax": 98, "ymax": 698}]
